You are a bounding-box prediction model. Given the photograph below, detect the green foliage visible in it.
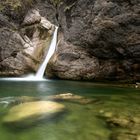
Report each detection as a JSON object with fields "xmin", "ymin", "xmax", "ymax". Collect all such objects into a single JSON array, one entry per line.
[
  {"xmin": 0, "ymin": 0, "xmax": 21, "ymax": 10},
  {"xmin": 0, "ymin": 0, "xmax": 34, "ymax": 11},
  {"xmin": 50, "ymin": 0, "xmax": 63, "ymax": 6}
]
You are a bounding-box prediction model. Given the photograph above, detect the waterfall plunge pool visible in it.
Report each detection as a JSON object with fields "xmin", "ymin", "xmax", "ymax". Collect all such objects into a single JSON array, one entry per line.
[{"xmin": 0, "ymin": 79, "xmax": 140, "ymax": 140}]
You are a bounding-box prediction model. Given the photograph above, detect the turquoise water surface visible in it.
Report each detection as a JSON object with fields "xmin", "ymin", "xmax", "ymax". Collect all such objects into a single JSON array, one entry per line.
[{"xmin": 0, "ymin": 79, "xmax": 139, "ymax": 140}]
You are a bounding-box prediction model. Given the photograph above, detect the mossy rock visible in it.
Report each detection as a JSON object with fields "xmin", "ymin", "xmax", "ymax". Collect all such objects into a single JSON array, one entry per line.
[
  {"xmin": 47, "ymin": 93, "xmax": 97, "ymax": 104},
  {"xmin": 3, "ymin": 101, "xmax": 65, "ymax": 126}
]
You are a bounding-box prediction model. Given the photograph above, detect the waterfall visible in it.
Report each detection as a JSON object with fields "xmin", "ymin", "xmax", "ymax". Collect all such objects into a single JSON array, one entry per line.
[
  {"xmin": 35, "ymin": 26, "xmax": 58, "ymax": 79},
  {"xmin": 0, "ymin": 26, "xmax": 58, "ymax": 81}
]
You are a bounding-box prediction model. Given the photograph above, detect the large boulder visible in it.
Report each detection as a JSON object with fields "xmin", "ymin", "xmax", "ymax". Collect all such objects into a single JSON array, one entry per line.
[
  {"xmin": 3, "ymin": 101, "xmax": 65, "ymax": 126},
  {"xmin": 46, "ymin": 0, "xmax": 140, "ymax": 82}
]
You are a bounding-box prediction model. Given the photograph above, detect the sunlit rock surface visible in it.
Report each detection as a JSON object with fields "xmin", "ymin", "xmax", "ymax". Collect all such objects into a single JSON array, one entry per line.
[
  {"xmin": 22, "ymin": 9, "xmax": 41, "ymax": 26},
  {"xmin": 3, "ymin": 101, "xmax": 65, "ymax": 125},
  {"xmin": 0, "ymin": 8, "xmax": 54, "ymax": 76}
]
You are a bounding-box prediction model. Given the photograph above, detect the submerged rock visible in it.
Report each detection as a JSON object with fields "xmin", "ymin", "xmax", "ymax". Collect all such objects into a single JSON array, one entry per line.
[
  {"xmin": 48, "ymin": 93, "xmax": 83, "ymax": 100},
  {"xmin": 99, "ymin": 111, "xmax": 140, "ymax": 140},
  {"xmin": 3, "ymin": 101, "xmax": 65, "ymax": 126},
  {"xmin": 47, "ymin": 93, "xmax": 96, "ymax": 104},
  {"xmin": 0, "ymin": 93, "xmax": 96, "ymax": 108}
]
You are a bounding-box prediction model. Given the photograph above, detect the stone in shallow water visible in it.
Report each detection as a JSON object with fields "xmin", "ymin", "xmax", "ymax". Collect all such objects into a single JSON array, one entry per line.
[
  {"xmin": 3, "ymin": 101, "xmax": 65, "ymax": 126},
  {"xmin": 99, "ymin": 111, "xmax": 140, "ymax": 140},
  {"xmin": 47, "ymin": 93, "xmax": 96, "ymax": 104}
]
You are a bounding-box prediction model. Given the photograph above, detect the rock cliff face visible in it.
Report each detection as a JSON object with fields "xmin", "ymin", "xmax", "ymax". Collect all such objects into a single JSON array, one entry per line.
[
  {"xmin": 0, "ymin": 0, "xmax": 140, "ymax": 82},
  {"xmin": 0, "ymin": 6, "xmax": 54, "ymax": 76},
  {"xmin": 47, "ymin": 0, "xmax": 140, "ymax": 82}
]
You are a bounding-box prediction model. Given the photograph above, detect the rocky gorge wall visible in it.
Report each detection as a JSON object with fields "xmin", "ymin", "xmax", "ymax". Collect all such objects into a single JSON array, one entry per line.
[
  {"xmin": 0, "ymin": 0, "xmax": 140, "ymax": 82},
  {"xmin": 0, "ymin": 1, "xmax": 55, "ymax": 76}
]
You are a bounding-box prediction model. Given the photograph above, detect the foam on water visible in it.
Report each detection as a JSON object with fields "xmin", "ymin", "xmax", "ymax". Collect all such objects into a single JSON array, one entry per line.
[
  {"xmin": 35, "ymin": 26, "xmax": 58, "ymax": 79},
  {"xmin": 0, "ymin": 27, "xmax": 58, "ymax": 82},
  {"xmin": 0, "ymin": 74, "xmax": 47, "ymax": 82}
]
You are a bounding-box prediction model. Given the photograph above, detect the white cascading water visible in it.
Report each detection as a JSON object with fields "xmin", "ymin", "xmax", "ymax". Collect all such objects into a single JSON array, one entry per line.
[
  {"xmin": 0, "ymin": 27, "xmax": 58, "ymax": 81},
  {"xmin": 0, "ymin": 26, "xmax": 58, "ymax": 81},
  {"xmin": 35, "ymin": 26, "xmax": 58, "ymax": 79}
]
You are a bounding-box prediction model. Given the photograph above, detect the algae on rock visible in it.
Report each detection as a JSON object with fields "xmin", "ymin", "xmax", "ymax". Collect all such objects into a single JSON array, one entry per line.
[{"xmin": 3, "ymin": 101, "xmax": 65, "ymax": 126}]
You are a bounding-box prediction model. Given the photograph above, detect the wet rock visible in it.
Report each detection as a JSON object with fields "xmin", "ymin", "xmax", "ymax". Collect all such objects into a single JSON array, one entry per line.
[
  {"xmin": 47, "ymin": 37, "xmax": 100, "ymax": 80},
  {"xmin": 48, "ymin": 93, "xmax": 83, "ymax": 100},
  {"xmin": 3, "ymin": 101, "xmax": 65, "ymax": 126},
  {"xmin": 47, "ymin": 93, "xmax": 96, "ymax": 104},
  {"xmin": 0, "ymin": 93, "xmax": 96, "ymax": 108}
]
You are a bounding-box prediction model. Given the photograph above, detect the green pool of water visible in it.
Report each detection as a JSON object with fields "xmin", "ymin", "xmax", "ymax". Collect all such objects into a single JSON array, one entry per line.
[{"xmin": 0, "ymin": 80, "xmax": 140, "ymax": 140}]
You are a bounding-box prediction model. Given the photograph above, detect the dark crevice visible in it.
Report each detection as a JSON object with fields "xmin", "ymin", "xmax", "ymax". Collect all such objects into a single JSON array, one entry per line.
[
  {"xmin": 11, "ymin": 51, "xmax": 18, "ymax": 58},
  {"xmin": 56, "ymin": 12, "xmax": 59, "ymax": 22}
]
